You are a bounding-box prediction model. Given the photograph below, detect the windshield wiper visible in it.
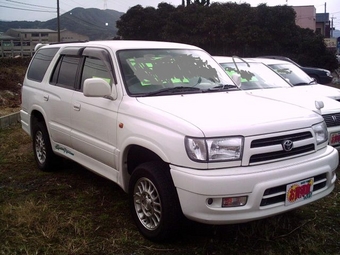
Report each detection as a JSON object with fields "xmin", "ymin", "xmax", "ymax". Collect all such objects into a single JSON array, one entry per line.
[
  {"xmin": 141, "ymin": 86, "xmax": 201, "ymax": 96},
  {"xmin": 203, "ymin": 84, "xmax": 239, "ymax": 92}
]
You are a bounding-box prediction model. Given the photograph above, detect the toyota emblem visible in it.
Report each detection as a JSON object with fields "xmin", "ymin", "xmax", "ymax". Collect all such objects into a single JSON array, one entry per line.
[{"xmin": 282, "ymin": 140, "xmax": 293, "ymax": 151}]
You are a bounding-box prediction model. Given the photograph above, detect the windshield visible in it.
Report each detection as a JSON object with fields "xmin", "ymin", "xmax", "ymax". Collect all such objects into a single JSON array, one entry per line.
[
  {"xmin": 117, "ymin": 49, "xmax": 236, "ymax": 96},
  {"xmin": 219, "ymin": 61, "xmax": 292, "ymax": 90},
  {"xmin": 267, "ymin": 63, "xmax": 316, "ymax": 86}
]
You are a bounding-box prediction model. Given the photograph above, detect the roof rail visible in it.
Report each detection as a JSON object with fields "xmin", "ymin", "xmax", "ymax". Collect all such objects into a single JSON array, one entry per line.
[
  {"xmin": 49, "ymin": 40, "xmax": 89, "ymax": 45},
  {"xmin": 34, "ymin": 43, "xmax": 48, "ymax": 51}
]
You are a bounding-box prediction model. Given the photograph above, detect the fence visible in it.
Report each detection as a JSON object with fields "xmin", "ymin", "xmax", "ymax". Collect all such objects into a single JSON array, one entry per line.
[{"xmin": 0, "ymin": 40, "xmax": 35, "ymax": 57}]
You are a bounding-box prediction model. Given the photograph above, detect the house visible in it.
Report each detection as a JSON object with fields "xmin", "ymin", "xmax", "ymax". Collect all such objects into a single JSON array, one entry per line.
[
  {"xmin": 60, "ymin": 29, "xmax": 89, "ymax": 42},
  {"xmin": 316, "ymin": 13, "xmax": 330, "ymax": 38},
  {"xmin": 292, "ymin": 6, "xmax": 316, "ymax": 31},
  {"xmin": 291, "ymin": 6, "xmax": 331, "ymax": 39}
]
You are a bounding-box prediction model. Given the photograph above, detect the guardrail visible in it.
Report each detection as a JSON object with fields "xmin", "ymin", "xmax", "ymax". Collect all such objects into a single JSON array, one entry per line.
[{"xmin": 0, "ymin": 112, "xmax": 20, "ymax": 130}]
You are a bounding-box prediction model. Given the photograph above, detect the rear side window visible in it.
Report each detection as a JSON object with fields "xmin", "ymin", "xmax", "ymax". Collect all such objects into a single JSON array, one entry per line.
[{"xmin": 27, "ymin": 47, "xmax": 59, "ymax": 82}]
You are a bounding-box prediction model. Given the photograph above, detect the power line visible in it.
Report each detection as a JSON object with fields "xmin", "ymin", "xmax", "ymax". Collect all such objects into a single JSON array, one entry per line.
[
  {"xmin": 0, "ymin": 4, "xmax": 56, "ymax": 13},
  {"xmin": 5, "ymin": 0, "xmax": 56, "ymax": 9}
]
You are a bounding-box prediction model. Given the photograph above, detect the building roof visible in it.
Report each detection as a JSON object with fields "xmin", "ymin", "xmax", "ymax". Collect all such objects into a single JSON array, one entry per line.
[
  {"xmin": 9, "ymin": 28, "xmax": 57, "ymax": 33},
  {"xmin": 291, "ymin": 5, "xmax": 315, "ymax": 9}
]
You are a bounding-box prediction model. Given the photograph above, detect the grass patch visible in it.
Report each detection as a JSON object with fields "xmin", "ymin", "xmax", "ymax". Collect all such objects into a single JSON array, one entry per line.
[{"xmin": 1, "ymin": 124, "xmax": 340, "ymax": 254}]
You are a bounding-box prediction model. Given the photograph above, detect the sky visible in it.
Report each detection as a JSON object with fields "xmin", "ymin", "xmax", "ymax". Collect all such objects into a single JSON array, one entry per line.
[{"xmin": 0, "ymin": 0, "xmax": 339, "ymax": 29}]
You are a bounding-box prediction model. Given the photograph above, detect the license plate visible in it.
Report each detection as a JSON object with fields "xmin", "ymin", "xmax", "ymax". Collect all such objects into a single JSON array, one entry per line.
[
  {"xmin": 285, "ymin": 178, "xmax": 314, "ymax": 206},
  {"xmin": 330, "ymin": 132, "xmax": 340, "ymax": 145}
]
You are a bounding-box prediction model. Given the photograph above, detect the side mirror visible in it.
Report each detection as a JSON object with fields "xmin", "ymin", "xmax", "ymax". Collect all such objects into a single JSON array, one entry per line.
[
  {"xmin": 315, "ymin": 100, "xmax": 324, "ymax": 110},
  {"xmin": 83, "ymin": 78, "xmax": 115, "ymax": 99}
]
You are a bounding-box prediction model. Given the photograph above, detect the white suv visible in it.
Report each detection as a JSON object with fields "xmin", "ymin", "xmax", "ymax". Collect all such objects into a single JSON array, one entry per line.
[{"xmin": 20, "ymin": 41, "xmax": 338, "ymax": 241}]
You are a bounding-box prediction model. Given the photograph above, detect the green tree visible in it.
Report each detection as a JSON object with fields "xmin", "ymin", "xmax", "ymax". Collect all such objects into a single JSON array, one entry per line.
[
  {"xmin": 116, "ymin": 3, "xmax": 338, "ymax": 71},
  {"xmin": 116, "ymin": 5, "xmax": 161, "ymax": 40}
]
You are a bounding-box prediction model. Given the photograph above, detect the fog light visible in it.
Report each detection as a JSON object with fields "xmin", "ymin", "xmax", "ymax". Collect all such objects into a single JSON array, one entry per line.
[{"xmin": 222, "ymin": 196, "xmax": 247, "ymax": 207}]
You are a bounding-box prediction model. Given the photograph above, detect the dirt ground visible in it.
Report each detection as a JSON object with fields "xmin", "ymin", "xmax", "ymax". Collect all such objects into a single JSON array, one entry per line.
[{"xmin": 0, "ymin": 58, "xmax": 30, "ymax": 116}]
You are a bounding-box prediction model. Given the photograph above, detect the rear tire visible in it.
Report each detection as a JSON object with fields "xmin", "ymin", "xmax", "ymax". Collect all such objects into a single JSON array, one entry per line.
[
  {"xmin": 32, "ymin": 120, "xmax": 57, "ymax": 171},
  {"xmin": 129, "ymin": 161, "xmax": 182, "ymax": 242}
]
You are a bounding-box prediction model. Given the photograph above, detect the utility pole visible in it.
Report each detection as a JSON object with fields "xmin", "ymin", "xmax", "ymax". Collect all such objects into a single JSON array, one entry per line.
[
  {"xmin": 57, "ymin": 0, "xmax": 60, "ymax": 42},
  {"xmin": 324, "ymin": 2, "xmax": 326, "ymax": 37},
  {"xmin": 331, "ymin": 16, "xmax": 336, "ymax": 38}
]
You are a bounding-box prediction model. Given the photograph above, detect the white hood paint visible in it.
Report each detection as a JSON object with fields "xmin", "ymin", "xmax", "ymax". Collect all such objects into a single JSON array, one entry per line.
[
  {"xmin": 245, "ymin": 87, "xmax": 340, "ymax": 115},
  {"xmin": 136, "ymin": 91, "xmax": 322, "ymax": 137},
  {"xmin": 292, "ymin": 85, "xmax": 340, "ymax": 101}
]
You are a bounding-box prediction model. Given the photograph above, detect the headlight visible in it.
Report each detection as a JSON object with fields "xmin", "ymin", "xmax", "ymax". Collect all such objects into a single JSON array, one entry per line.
[
  {"xmin": 312, "ymin": 122, "xmax": 328, "ymax": 145},
  {"xmin": 185, "ymin": 136, "xmax": 244, "ymax": 162},
  {"xmin": 326, "ymin": 71, "xmax": 332, "ymax": 77}
]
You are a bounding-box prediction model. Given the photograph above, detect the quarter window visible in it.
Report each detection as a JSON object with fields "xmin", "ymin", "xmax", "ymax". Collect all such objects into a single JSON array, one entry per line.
[{"xmin": 27, "ymin": 47, "xmax": 59, "ymax": 82}]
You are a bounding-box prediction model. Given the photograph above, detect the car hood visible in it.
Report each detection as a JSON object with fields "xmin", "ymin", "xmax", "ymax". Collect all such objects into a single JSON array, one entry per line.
[
  {"xmin": 301, "ymin": 66, "xmax": 329, "ymax": 73},
  {"xmin": 135, "ymin": 91, "xmax": 321, "ymax": 137},
  {"xmin": 246, "ymin": 88, "xmax": 340, "ymax": 115},
  {"xmin": 292, "ymin": 85, "xmax": 340, "ymax": 101}
]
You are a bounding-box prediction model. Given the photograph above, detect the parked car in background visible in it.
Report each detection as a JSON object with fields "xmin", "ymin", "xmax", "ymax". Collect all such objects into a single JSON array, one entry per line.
[
  {"xmin": 258, "ymin": 56, "xmax": 333, "ymax": 84},
  {"xmin": 251, "ymin": 58, "xmax": 340, "ymax": 102},
  {"xmin": 214, "ymin": 56, "xmax": 340, "ymax": 149}
]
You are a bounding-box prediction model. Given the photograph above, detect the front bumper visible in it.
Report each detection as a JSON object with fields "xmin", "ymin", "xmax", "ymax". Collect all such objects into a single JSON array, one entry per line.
[
  {"xmin": 328, "ymin": 125, "xmax": 340, "ymax": 149},
  {"xmin": 170, "ymin": 145, "xmax": 338, "ymax": 224}
]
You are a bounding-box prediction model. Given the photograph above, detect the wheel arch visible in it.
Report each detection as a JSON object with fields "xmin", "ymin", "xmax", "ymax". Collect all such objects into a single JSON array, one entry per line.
[
  {"xmin": 120, "ymin": 144, "xmax": 169, "ymax": 193},
  {"xmin": 30, "ymin": 107, "xmax": 48, "ymax": 136}
]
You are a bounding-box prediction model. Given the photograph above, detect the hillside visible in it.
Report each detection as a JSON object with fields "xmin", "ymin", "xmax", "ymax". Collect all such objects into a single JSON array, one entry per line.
[{"xmin": 0, "ymin": 8, "xmax": 124, "ymax": 40}]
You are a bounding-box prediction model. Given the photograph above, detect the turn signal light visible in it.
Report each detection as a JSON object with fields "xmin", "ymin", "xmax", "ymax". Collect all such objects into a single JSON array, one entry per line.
[{"xmin": 222, "ymin": 196, "xmax": 247, "ymax": 207}]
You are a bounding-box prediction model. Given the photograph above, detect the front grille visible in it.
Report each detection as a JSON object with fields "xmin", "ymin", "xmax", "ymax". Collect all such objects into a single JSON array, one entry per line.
[
  {"xmin": 322, "ymin": 113, "xmax": 340, "ymax": 127},
  {"xmin": 250, "ymin": 144, "xmax": 314, "ymax": 163},
  {"xmin": 248, "ymin": 131, "xmax": 314, "ymax": 164},
  {"xmin": 251, "ymin": 132, "xmax": 312, "ymax": 148},
  {"xmin": 260, "ymin": 173, "xmax": 327, "ymax": 207}
]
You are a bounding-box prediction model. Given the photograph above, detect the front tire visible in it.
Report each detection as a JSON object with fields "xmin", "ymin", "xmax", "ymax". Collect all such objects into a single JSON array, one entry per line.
[
  {"xmin": 32, "ymin": 120, "xmax": 57, "ymax": 171},
  {"xmin": 129, "ymin": 161, "xmax": 182, "ymax": 242}
]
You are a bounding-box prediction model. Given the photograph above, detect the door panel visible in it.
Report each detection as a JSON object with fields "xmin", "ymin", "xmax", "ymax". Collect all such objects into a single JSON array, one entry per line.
[
  {"xmin": 46, "ymin": 85, "xmax": 73, "ymax": 147},
  {"xmin": 71, "ymin": 92, "xmax": 118, "ymax": 168}
]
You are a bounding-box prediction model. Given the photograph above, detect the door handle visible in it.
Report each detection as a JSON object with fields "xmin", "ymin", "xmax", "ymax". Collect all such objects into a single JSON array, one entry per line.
[
  {"xmin": 43, "ymin": 95, "xmax": 49, "ymax": 101},
  {"xmin": 73, "ymin": 103, "xmax": 81, "ymax": 111}
]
